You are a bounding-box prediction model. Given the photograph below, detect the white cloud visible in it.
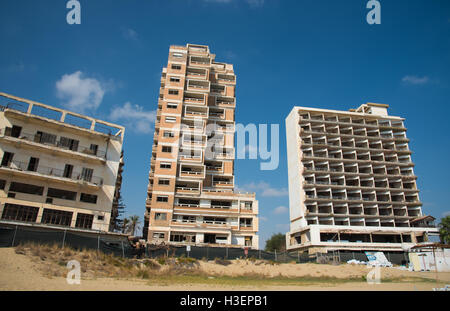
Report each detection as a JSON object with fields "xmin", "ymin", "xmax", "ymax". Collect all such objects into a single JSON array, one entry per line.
[
  {"xmin": 122, "ymin": 27, "xmax": 138, "ymax": 41},
  {"xmin": 109, "ymin": 102, "xmax": 156, "ymax": 134},
  {"xmin": 260, "ymin": 216, "xmax": 268, "ymax": 222},
  {"xmin": 273, "ymin": 206, "xmax": 288, "ymax": 215},
  {"xmin": 402, "ymin": 75, "xmax": 430, "ymax": 85},
  {"xmin": 56, "ymin": 71, "xmax": 106, "ymax": 113},
  {"xmin": 237, "ymin": 181, "xmax": 288, "ymax": 197}
]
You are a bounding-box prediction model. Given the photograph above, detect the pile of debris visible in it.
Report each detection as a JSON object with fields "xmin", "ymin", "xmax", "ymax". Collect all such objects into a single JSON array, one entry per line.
[{"xmin": 346, "ymin": 252, "xmax": 393, "ymax": 267}]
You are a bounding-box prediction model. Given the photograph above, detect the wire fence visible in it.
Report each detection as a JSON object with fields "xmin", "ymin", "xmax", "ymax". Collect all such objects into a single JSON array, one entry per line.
[{"xmin": 0, "ymin": 224, "xmax": 409, "ymax": 265}]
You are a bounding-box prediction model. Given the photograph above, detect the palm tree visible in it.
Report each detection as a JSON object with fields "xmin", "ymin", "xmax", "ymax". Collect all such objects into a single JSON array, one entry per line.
[
  {"xmin": 122, "ymin": 217, "xmax": 130, "ymax": 234},
  {"xmin": 128, "ymin": 215, "xmax": 141, "ymax": 236},
  {"xmin": 439, "ymin": 216, "xmax": 450, "ymax": 244}
]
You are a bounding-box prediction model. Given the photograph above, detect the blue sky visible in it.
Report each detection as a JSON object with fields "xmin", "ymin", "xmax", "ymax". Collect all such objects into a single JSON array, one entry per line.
[{"xmin": 1, "ymin": 0, "xmax": 449, "ymax": 248}]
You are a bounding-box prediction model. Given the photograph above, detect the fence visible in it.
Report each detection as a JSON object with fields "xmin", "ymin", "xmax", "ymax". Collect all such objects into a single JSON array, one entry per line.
[
  {"xmin": 0, "ymin": 223, "xmax": 409, "ymax": 265},
  {"xmin": 0, "ymin": 224, "xmax": 137, "ymax": 258}
]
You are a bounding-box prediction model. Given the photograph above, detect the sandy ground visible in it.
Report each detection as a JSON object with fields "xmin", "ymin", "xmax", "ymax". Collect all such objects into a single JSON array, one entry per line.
[{"xmin": 1, "ymin": 247, "xmax": 449, "ymax": 291}]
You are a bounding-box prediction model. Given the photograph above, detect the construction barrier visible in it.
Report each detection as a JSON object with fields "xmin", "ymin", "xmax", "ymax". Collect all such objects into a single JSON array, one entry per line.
[{"xmin": 0, "ymin": 223, "xmax": 410, "ymax": 265}]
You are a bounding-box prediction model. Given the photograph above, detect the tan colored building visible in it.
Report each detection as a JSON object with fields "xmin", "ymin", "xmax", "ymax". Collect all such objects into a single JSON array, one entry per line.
[
  {"xmin": 285, "ymin": 103, "xmax": 438, "ymax": 254},
  {"xmin": 144, "ymin": 44, "xmax": 259, "ymax": 249},
  {"xmin": 0, "ymin": 92, "xmax": 125, "ymax": 232}
]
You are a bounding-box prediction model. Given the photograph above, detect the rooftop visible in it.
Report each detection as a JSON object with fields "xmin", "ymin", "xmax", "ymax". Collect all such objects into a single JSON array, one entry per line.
[{"xmin": 0, "ymin": 92, "xmax": 125, "ymax": 140}]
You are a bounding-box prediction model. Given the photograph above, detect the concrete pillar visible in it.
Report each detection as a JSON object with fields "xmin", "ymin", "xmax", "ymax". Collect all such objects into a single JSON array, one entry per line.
[
  {"xmin": 26, "ymin": 103, "xmax": 33, "ymax": 114},
  {"xmin": 60, "ymin": 111, "xmax": 67, "ymax": 123}
]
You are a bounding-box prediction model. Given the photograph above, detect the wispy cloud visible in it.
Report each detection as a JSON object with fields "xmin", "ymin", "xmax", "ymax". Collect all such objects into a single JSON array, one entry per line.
[
  {"xmin": 402, "ymin": 75, "xmax": 430, "ymax": 85},
  {"xmin": 121, "ymin": 27, "xmax": 139, "ymax": 41},
  {"xmin": 273, "ymin": 205, "xmax": 288, "ymax": 215},
  {"xmin": 237, "ymin": 181, "xmax": 288, "ymax": 197},
  {"xmin": 260, "ymin": 216, "xmax": 268, "ymax": 222},
  {"xmin": 109, "ymin": 102, "xmax": 156, "ymax": 134},
  {"xmin": 442, "ymin": 211, "xmax": 450, "ymax": 218},
  {"xmin": 56, "ymin": 71, "xmax": 107, "ymax": 113}
]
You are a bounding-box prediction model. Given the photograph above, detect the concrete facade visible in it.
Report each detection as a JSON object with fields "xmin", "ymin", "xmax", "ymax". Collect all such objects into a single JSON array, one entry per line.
[
  {"xmin": 285, "ymin": 103, "xmax": 438, "ymax": 253},
  {"xmin": 144, "ymin": 44, "xmax": 259, "ymax": 249},
  {"xmin": 0, "ymin": 92, "xmax": 125, "ymax": 232}
]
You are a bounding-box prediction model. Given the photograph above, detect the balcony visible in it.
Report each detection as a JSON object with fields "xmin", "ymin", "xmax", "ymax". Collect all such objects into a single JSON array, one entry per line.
[
  {"xmin": 215, "ymin": 96, "xmax": 235, "ymax": 108},
  {"xmin": 210, "ymin": 84, "xmax": 225, "ymax": 95},
  {"xmin": 189, "ymin": 56, "xmax": 210, "ymax": 66},
  {"xmin": 186, "ymin": 67, "xmax": 207, "ymax": 80},
  {"xmin": 184, "ymin": 105, "xmax": 208, "ymax": 119},
  {"xmin": 213, "ymin": 177, "xmax": 234, "ymax": 187},
  {"xmin": 209, "ymin": 109, "xmax": 225, "ymax": 120},
  {"xmin": 184, "ymin": 93, "xmax": 205, "ymax": 105},
  {"xmin": 0, "ymin": 128, "xmax": 106, "ymax": 161},
  {"xmin": 186, "ymin": 80, "xmax": 210, "ymax": 92},
  {"xmin": 0, "ymin": 160, "xmax": 103, "ymax": 187},
  {"xmin": 179, "ymin": 164, "xmax": 205, "ymax": 179},
  {"xmin": 175, "ymin": 183, "xmax": 201, "ymax": 194},
  {"xmin": 217, "ymin": 74, "xmax": 236, "ymax": 85}
]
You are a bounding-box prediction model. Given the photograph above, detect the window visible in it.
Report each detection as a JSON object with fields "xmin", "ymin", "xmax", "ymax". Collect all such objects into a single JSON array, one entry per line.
[
  {"xmin": 75, "ymin": 213, "xmax": 94, "ymax": 229},
  {"xmin": 1, "ymin": 152, "xmax": 14, "ymax": 167},
  {"xmin": 162, "ymin": 146, "xmax": 172, "ymax": 153},
  {"xmin": 167, "ymin": 103, "xmax": 178, "ymax": 109},
  {"xmin": 58, "ymin": 137, "xmax": 79, "ymax": 151},
  {"xmin": 172, "ymin": 52, "xmax": 183, "ymax": 58},
  {"xmin": 168, "ymin": 89, "xmax": 179, "ymax": 95},
  {"xmin": 41, "ymin": 208, "xmax": 73, "ymax": 226},
  {"xmin": 5, "ymin": 125, "xmax": 22, "ymax": 138},
  {"xmin": 152, "ymin": 232, "xmax": 165, "ymax": 239},
  {"xmin": 63, "ymin": 164, "xmax": 73, "ymax": 178},
  {"xmin": 165, "ymin": 117, "xmax": 177, "ymax": 123},
  {"xmin": 47, "ymin": 188, "xmax": 77, "ymax": 201},
  {"xmin": 155, "ymin": 213, "xmax": 167, "ymax": 220},
  {"xmin": 35, "ymin": 131, "xmax": 56, "ymax": 145},
  {"xmin": 240, "ymin": 218, "xmax": 253, "ymax": 227},
  {"xmin": 27, "ymin": 157, "xmax": 39, "ymax": 172},
  {"xmin": 163, "ymin": 131, "xmax": 175, "ymax": 138},
  {"xmin": 171, "ymin": 64, "xmax": 181, "ymax": 70},
  {"xmin": 170, "ymin": 77, "xmax": 180, "ymax": 83},
  {"xmin": 0, "ymin": 179, "xmax": 6, "ymax": 190},
  {"xmin": 81, "ymin": 167, "xmax": 94, "ymax": 182},
  {"xmin": 80, "ymin": 193, "xmax": 97, "ymax": 204},
  {"xmin": 160, "ymin": 162, "xmax": 172, "ymax": 169},
  {"xmin": 156, "ymin": 196, "xmax": 169, "ymax": 203},
  {"xmin": 158, "ymin": 179, "xmax": 170, "ymax": 186},
  {"xmin": 242, "ymin": 201, "xmax": 253, "ymax": 210},
  {"xmin": 97, "ymin": 215, "xmax": 104, "ymax": 221},
  {"xmin": 1, "ymin": 203, "xmax": 39, "ymax": 222},
  {"xmin": 89, "ymin": 144, "xmax": 98, "ymax": 156},
  {"xmin": 9, "ymin": 182, "xmax": 44, "ymax": 196}
]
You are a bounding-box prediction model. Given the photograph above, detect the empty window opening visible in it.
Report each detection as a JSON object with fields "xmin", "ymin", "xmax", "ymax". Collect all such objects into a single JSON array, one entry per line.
[{"xmin": 41, "ymin": 208, "xmax": 73, "ymax": 226}]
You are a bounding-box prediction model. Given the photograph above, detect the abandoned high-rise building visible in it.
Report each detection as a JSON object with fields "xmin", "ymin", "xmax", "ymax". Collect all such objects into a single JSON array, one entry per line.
[
  {"xmin": 144, "ymin": 44, "xmax": 259, "ymax": 248},
  {"xmin": 0, "ymin": 92, "xmax": 125, "ymax": 232},
  {"xmin": 285, "ymin": 103, "xmax": 438, "ymax": 253}
]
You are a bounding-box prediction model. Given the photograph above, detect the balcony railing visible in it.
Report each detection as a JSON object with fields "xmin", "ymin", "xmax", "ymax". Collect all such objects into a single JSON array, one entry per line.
[
  {"xmin": 0, "ymin": 128, "xmax": 106, "ymax": 159},
  {"xmin": 175, "ymin": 186, "xmax": 200, "ymax": 192},
  {"xmin": 0, "ymin": 161, "xmax": 103, "ymax": 186}
]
